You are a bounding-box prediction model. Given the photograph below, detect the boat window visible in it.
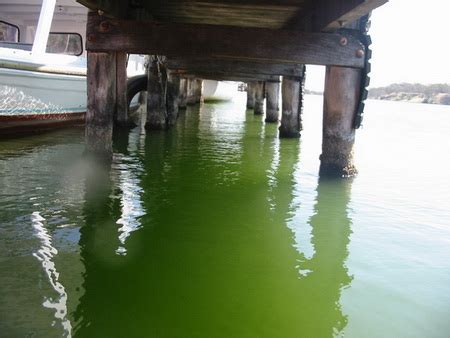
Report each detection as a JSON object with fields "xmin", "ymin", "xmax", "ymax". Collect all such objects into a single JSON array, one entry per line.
[
  {"xmin": 46, "ymin": 33, "xmax": 83, "ymax": 56},
  {"xmin": 0, "ymin": 21, "xmax": 20, "ymax": 43}
]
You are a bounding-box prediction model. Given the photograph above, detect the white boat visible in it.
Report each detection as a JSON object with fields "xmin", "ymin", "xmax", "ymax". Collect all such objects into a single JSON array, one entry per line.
[
  {"xmin": 0, "ymin": 0, "xmax": 145, "ymax": 135},
  {"xmin": 202, "ymin": 80, "xmax": 240, "ymax": 102}
]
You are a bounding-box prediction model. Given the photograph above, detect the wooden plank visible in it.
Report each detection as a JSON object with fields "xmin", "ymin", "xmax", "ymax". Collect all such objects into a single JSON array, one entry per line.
[
  {"xmin": 86, "ymin": 12, "xmax": 366, "ymax": 68},
  {"xmin": 147, "ymin": 1, "xmax": 300, "ymax": 29},
  {"xmin": 182, "ymin": 72, "xmax": 281, "ymax": 82},
  {"xmin": 167, "ymin": 58, "xmax": 305, "ymax": 77},
  {"xmin": 311, "ymin": 0, "xmax": 388, "ymax": 32}
]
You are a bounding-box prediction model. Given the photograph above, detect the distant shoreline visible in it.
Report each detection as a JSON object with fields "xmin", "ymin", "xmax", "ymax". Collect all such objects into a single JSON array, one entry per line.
[
  {"xmin": 368, "ymin": 83, "xmax": 450, "ymax": 106},
  {"xmin": 306, "ymin": 84, "xmax": 450, "ymax": 106}
]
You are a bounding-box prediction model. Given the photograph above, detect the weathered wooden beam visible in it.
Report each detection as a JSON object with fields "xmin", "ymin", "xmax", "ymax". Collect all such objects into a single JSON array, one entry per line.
[
  {"xmin": 146, "ymin": 56, "xmax": 167, "ymax": 130},
  {"xmin": 265, "ymin": 81, "xmax": 280, "ymax": 123},
  {"xmin": 167, "ymin": 58, "xmax": 306, "ymax": 78},
  {"xmin": 194, "ymin": 79, "xmax": 203, "ymax": 103},
  {"xmin": 254, "ymin": 81, "xmax": 265, "ymax": 115},
  {"xmin": 115, "ymin": 51, "xmax": 132, "ymax": 127},
  {"xmin": 186, "ymin": 78, "xmax": 196, "ymax": 105},
  {"xmin": 183, "ymin": 72, "xmax": 280, "ymax": 83},
  {"xmin": 246, "ymin": 82, "xmax": 255, "ymax": 109},
  {"xmin": 85, "ymin": 51, "xmax": 116, "ymax": 159},
  {"xmin": 320, "ymin": 66, "xmax": 361, "ymax": 177},
  {"xmin": 179, "ymin": 78, "xmax": 188, "ymax": 109},
  {"xmin": 279, "ymin": 76, "xmax": 303, "ymax": 138},
  {"xmin": 166, "ymin": 71, "xmax": 180, "ymax": 126},
  {"xmin": 312, "ymin": 0, "xmax": 388, "ymax": 32},
  {"xmin": 86, "ymin": 12, "xmax": 366, "ymax": 68}
]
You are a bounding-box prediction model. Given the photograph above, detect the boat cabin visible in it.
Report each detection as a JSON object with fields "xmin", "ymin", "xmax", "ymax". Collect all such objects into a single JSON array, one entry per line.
[{"xmin": 0, "ymin": 0, "xmax": 88, "ymax": 56}]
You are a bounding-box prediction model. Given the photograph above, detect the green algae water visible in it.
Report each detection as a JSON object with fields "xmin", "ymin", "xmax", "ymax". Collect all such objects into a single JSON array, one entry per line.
[{"xmin": 1, "ymin": 94, "xmax": 449, "ymax": 337}]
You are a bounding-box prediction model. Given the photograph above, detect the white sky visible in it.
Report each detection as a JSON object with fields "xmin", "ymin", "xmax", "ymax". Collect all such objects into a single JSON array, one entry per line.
[{"xmin": 305, "ymin": 0, "xmax": 450, "ymax": 91}]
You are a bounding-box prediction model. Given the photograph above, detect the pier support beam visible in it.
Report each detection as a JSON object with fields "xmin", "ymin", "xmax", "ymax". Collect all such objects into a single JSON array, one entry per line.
[
  {"xmin": 265, "ymin": 81, "xmax": 280, "ymax": 123},
  {"xmin": 320, "ymin": 66, "xmax": 361, "ymax": 177},
  {"xmin": 115, "ymin": 51, "xmax": 133, "ymax": 127},
  {"xmin": 186, "ymin": 79, "xmax": 196, "ymax": 105},
  {"xmin": 166, "ymin": 71, "xmax": 180, "ymax": 126},
  {"xmin": 254, "ymin": 81, "xmax": 265, "ymax": 115},
  {"xmin": 146, "ymin": 56, "xmax": 167, "ymax": 130},
  {"xmin": 179, "ymin": 78, "xmax": 187, "ymax": 109},
  {"xmin": 246, "ymin": 82, "xmax": 255, "ymax": 109},
  {"xmin": 279, "ymin": 76, "xmax": 303, "ymax": 138},
  {"xmin": 194, "ymin": 79, "xmax": 203, "ymax": 103},
  {"xmin": 86, "ymin": 51, "xmax": 116, "ymax": 159}
]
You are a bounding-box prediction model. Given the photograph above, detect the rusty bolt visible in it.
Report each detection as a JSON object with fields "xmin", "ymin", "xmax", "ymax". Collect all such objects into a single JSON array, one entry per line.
[
  {"xmin": 99, "ymin": 21, "xmax": 111, "ymax": 33},
  {"xmin": 356, "ymin": 49, "xmax": 365, "ymax": 58},
  {"xmin": 340, "ymin": 37, "xmax": 348, "ymax": 46},
  {"xmin": 87, "ymin": 34, "xmax": 96, "ymax": 42}
]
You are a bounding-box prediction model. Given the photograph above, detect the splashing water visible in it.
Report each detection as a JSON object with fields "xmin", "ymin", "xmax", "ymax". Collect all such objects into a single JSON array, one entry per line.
[{"xmin": 0, "ymin": 85, "xmax": 64, "ymax": 115}]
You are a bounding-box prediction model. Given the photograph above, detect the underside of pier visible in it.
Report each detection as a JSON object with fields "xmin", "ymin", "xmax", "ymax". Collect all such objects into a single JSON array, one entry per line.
[{"xmin": 78, "ymin": 0, "xmax": 387, "ymax": 177}]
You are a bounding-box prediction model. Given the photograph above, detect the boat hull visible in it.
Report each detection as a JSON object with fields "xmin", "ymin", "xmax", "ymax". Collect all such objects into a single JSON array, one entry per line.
[
  {"xmin": 203, "ymin": 80, "xmax": 239, "ymax": 102},
  {"xmin": 0, "ymin": 112, "xmax": 85, "ymax": 135},
  {"xmin": 0, "ymin": 66, "xmax": 87, "ymax": 134}
]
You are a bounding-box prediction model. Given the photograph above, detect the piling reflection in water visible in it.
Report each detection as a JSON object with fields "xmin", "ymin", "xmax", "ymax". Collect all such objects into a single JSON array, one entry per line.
[
  {"xmin": 72, "ymin": 101, "xmax": 354, "ymax": 337},
  {"xmin": 2, "ymin": 97, "xmax": 450, "ymax": 337},
  {"xmin": 111, "ymin": 129, "xmax": 146, "ymax": 256}
]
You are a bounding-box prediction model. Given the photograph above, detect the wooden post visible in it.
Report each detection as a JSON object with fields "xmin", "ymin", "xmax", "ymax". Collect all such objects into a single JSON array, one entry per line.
[
  {"xmin": 279, "ymin": 76, "xmax": 303, "ymax": 138},
  {"xmin": 265, "ymin": 81, "xmax": 280, "ymax": 123},
  {"xmin": 246, "ymin": 82, "xmax": 255, "ymax": 109},
  {"xmin": 115, "ymin": 51, "xmax": 133, "ymax": 127},
  {"xmin": 179, "ymin": 78, "xmax": 187, "ymax": 109},
  {"xmin": 166, "ymin": 71, "xmax": 180, "ymax": 126},
  {"xmin": 194, "ymin": 79, "xmax": 203, "ymax": 103},
  {"xmin": 146, "ymin": 56, "xmax": 167, "ymax": 130},
  {"xmin": 320, "ymin": 66, "xmax": 361, "ymax": 177},
  {"xmin": 186, "ymin": 78, "xmax": 195, "ymax": 105},
  {"xmin": 85, "ymin": 51, "xmax": 116, "ymax": 159},
  {"xmin": 254, "ymin": 81, "xmax": 265, "ymax": 115}
]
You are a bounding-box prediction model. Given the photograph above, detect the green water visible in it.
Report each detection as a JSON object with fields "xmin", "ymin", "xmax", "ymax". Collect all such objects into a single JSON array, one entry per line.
[{"xmin": 1, "ymin": 94, "xmax": 449, "ymax": 337}]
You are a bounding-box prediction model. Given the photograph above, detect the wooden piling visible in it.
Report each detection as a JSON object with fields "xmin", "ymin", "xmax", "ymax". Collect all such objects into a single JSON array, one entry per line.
[
  {"xmin": 279, "ymin": 76, "xmax": 303, "ymax": 138},
  {"xmin": 166, "ymin": 71, "xmax": 180, "ymax": 126},
  {"xmin": 115, "ymin": 51, "xmax": 133, "ymax": 127},
  {"xmin": 186, "ymin": 78, "xmax": 196, "ymax": 105},
  {"xmin": 85, "ymin": 51, "xmax": 116, "ymax": 159},
  {"xmin": 320, "ymin": 66, "xmax": 361, "ymax": 177},
  {"xmin": 265, "ymin": 81, "xmax": 280, "ymax": 123},
  {"xmin": 246, "ymin": 82, "xmax": 255, "ymax": 109},
  {"xmin": 254, "ymin": 81, "xmax": 265, "ymax": 115},
  {"xmin": 194, "ymin": 79, "xmax": 203, "ymax": 103},
  {"xmin": 179, "ymin": 78, "xmax": 187, "ymax": 109},
  {"xmin": 146, "ymin": 56, "xmax": 167, "ymax": 130}
]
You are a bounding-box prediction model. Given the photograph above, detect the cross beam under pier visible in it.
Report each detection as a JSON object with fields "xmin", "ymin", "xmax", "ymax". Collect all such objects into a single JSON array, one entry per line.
[
  {"xmin": 86, "ymin": 13, "xmax": 366, "ymax": 68},
  {"xmin": 167, "ymin": 59, "xmax": 305, "ymax": 78},
  {"xmin": 181, "ymin": 72, "xmax": 280, "ymax": 83}
]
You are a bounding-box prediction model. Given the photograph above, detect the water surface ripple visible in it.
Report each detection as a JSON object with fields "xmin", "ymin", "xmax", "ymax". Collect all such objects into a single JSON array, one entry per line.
[{"xmin": 0, "ymin": 94, "xmax": 449, "ymax": 337}]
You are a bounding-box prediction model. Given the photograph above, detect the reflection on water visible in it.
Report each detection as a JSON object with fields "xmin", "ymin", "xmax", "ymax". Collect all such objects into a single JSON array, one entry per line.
[
  {"xmin": 31, "ymin": 211, "xmax": 72, "ymax": 337},
  {"xmin": 1, "ymin": 95, "xmax": 450, "ymax": 337},
  {"xmin": 71, "ymin": 101, "xmax": 354, "ymax": 337},
  {"xmin": 112, "ymin": 131, "xmax": 146, "ymax": 256}
]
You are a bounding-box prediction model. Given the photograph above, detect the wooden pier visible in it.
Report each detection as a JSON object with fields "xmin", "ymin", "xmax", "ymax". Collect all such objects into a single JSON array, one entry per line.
[{"xmin": 78, "ymin": 0, "xmax": 387, "ymax": 176}]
